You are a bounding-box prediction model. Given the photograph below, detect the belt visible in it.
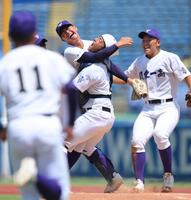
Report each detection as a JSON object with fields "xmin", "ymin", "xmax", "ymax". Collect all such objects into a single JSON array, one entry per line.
[
  {"xmin": 147, "ymin": 98, "xmax": 173, "ymax": 104},
  {"xmin": 43, "ymin": 114, "xmax": 54, "ymax": 117},
  {"xmin": 82, "ymin": 106, "xmax": 111, "ymax": 114}
]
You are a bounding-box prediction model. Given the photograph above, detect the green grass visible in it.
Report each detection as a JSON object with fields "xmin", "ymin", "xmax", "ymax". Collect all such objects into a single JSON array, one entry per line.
[{"xmin": 0, "ymin": 196, "xmax": 20, "ymax": 200}]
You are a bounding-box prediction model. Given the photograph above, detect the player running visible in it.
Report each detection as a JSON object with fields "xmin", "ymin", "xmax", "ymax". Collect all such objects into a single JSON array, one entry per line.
[{"xmin": 0, "ymin": 11, "xmax": 76, "ymax": 200}]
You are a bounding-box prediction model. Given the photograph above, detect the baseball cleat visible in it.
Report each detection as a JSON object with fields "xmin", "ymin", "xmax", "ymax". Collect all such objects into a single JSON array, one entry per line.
[
  {"xmin": 161, "ymin": 172, "xmax": 174, "ymax": 192},
  {"xmin": 104, "ymin": 172, "xmax": 124, "ymax": 193},
  {"xmin": 13, "ymin": 157, "xmax": 37, "ymax": 187},
  {"xmin": 133, "ymin": 179, "xmax": 144, "ymax": 192}
]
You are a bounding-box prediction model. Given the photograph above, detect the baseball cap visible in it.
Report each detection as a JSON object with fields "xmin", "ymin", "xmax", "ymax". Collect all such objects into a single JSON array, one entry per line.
[
  {"xmin": 138, "ymin": 28, "xmax": 160, "ymax": 40},
  {"xmin": 101, "ymin": 34, "xmax": 119, "ymax": 56},
  {"xmin": 56, "ymin": 20, "xmax": 73, "ymax": 37},
  {"xmin": 9, "ymin": 11, "xmax": 36, "ymax": 38},
  {"xmin": 35, "ymin": 34, "xmax": 47, "ymax": 45}
]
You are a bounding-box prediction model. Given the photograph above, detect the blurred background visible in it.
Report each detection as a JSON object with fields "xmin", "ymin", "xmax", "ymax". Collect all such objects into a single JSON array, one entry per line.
[{"xmin": 0, "ymin": 0, "xmax": 191, "ymax": 181}]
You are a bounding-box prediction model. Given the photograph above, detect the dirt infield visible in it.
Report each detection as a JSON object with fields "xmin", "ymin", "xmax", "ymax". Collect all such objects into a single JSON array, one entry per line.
[{"xmin": 0, "ymin": 185, "xmax": 191, "ymax": 200}]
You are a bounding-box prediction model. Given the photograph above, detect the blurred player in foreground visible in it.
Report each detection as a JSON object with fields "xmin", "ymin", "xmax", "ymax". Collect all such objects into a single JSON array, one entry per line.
[
  {"xmin": 0, "ymin": 11, "xmax": 76, "ymax": 200},
  {"xmin": 56, "ymin": 20, "xmax": 134, "ymax": 193},
  {"xmin": 115, "ymin": 28, "xmax": 191, "ymax": 192}
]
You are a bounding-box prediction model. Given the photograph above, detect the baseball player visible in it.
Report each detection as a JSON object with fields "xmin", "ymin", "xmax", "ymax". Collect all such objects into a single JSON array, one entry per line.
[
  {"xmin": 116, "ymin": 28, "xmax": 191, "ymax": 192},
  {"xmin": 64, "ymin": 33, "xmax": 131, "ymax": 193},
  {"xmin": 56, "ymin": 20, "xmax": 133, "ymax": 193},
  {"xmin": 0, "ymin": 11, "xmax": 76, "ymax": 200},
  {"xmin": 34, "ymin": 34, "xmax": 47, "ymax": 48}
]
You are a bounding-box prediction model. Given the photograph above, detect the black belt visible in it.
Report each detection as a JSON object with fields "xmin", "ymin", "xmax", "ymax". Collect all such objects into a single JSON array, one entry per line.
[
  {"xmin": 147, "ymin": 98, "xmax": 173, "ymax": 104},
  {"xmin": 82, "ymin": 106, "xmax": 111, "ymax": 114},
  {"xmin": 43, "ymin": 114, "xmax": 54, "ymax": 117}
]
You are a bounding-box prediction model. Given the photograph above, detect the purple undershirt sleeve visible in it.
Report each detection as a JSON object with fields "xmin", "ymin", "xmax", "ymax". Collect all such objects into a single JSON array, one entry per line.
[{"xmin": 77, "ymin": 45, "xmax": 118, "ymax": 63}]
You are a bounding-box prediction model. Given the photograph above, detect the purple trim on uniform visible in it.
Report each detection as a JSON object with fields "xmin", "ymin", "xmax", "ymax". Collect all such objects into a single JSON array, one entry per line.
[
  {"xmin": 64, "ymin": 81, "xmax": 79, "ymax": 126},
  {"xmin": 36, "ymin": 174, "xmax": 61, "ymax": 200},
  {"xmin": 78, "ymin": 44, "xmax": 118, "ymax": 63},
  {"xmin": 110, "ymin": 61, "xmax": 128, "ymax": 82},
  {"xmin": 67, "ymin": 151, "xmax": 81, "ymax": 169},
  {"xmin": 132, "ymin": 152, "xmax": 145, "ymax": 182},
  {"xmin": 86, "ymin": 148, "xmax": 115, "ymax": 184},
  {"xmin": 159, "ymin": 146, "xmax": 172, "ymax": 173}
]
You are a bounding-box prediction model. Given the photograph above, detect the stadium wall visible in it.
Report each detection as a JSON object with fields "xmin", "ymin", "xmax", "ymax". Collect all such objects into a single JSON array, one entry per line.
[
  {"xmin": 0, "ymin": 120, "xmax": 190, "ymax": 180},
  {"xmin": 70, "ymin": 120, "xmax": 191, "ymax": 180}
]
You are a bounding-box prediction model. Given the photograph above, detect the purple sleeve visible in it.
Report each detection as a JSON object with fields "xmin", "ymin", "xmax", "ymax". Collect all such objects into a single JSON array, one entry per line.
[
  {"xmin": 109, "ymin": 61, "xmax": 128, "ymax": 82},
  {"xmin": 77, "ymin": 44, "xmax": 118, "ymax": 63},
  {"xmin": 64, "ymin": 81, "xmax": 79, "ymax": 126}
]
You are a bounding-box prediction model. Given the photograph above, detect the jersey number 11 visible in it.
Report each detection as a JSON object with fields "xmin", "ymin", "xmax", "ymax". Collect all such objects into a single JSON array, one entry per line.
[{"xmin": 16, "ymin": 66, "xmax": 43, "ymax": 92}]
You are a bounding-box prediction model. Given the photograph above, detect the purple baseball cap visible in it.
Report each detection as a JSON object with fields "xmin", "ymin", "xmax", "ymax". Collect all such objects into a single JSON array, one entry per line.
[
  {"xmin": 56, "ymin": 20, "xmax": 73, "ymax": 37},
  {"xmin": 35, "ymin": 34, "xmax": 47, "ymax": 45},
  {"xmin": 9, "ymin": 11, "xmax": 36, "ymax": 38},
  {"xmin": 138, "ymin": 28, "xmax": 160, "ymax": 40}
]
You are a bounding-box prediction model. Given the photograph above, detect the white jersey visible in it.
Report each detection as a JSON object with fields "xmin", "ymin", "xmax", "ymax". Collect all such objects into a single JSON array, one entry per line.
[
  {"xmin": 125, "ymin": 50, "xmax": 190, "ymax": 100},
  {"xmin": 64, "ymin": 40, "xmax": 92, "ymax": 67},
  {"xmin": 73, "ymin": 63, "xmax": 113, "ymax": 109},
  {"xmin": 0, "ymin": 45, "xmax": 75, "ymax": 121}
]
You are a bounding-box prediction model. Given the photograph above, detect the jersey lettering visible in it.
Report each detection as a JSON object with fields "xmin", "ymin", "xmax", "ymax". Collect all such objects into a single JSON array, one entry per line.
[
  {"xmin": 16, "ymin": 66, "xmax": 43, "ymax": 92},
  {"xmin": 139, "ymin": 69, "xmax": 165, "ymax": 79}
]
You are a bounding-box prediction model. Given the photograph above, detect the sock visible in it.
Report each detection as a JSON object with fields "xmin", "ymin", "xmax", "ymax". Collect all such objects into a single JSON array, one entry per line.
[
  {"xmin": 86, "ymin": 148, "xmax": 115, "ymax": 184},
  {"xmin": 159, "ymin": 146, "xmax": 172, "ymax": 173},
  {"xmin": 36, "ymin": 174, "xmax": 61, "ymax": 200},
  {"xmin": 67, "ymin": 151, "xmax": 81, "ymax": 169},
  {"xmin": 132, "ymin": 152, "xmax": 145, "ymax": 182}
]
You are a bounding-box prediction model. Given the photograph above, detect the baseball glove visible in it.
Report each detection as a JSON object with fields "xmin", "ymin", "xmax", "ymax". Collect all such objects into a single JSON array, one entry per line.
[
  {"xmin": 185, "ymin": 92, "xmax": 191, "ymax": 107},
  {"xmin": 131, "ymin": 79, "xmax": 148, "ymax": 100}
]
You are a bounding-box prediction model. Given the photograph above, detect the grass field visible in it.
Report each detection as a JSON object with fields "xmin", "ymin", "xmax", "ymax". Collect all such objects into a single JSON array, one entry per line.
[{"xmin": 0, "ymin": 177, "xmax": 191, "ymax": 200}]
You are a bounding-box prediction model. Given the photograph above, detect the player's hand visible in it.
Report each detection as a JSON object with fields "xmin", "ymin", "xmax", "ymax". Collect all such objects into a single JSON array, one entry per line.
[
  {"xmin": 116, "ymin": 37, "xmax": 133, "ymax": 48},
  {"xmin": 185, "ymin": 92, "xmax": 191, "ymax": 107},
  {"xmin": 0, "ymin": 127, "xmax": 7, "ymax": 142},
  {"xmin": 64, "ymin": 126, "xmax": 74, "ymax": 141}
]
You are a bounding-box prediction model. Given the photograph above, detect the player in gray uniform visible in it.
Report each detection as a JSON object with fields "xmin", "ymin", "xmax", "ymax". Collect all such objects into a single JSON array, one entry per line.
[
  {"xmin": 115, "ymin": 28, "xmax": 191, "ymax": 192},
  {"xmin": 56, "ymin": 20, "xmax": 133, "ymax": 193},
  {"xmin": 0, "ymin": 11, "xmax": 76, "ymax": 200}
]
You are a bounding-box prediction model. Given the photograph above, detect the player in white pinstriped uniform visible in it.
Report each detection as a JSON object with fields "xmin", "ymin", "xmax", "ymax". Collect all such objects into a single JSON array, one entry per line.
[
  {"xmin": 56, "ymin": 20, "xmax": 133, "ymax": 193},
  {"xmin": 116, "ymin": 28, "xmax": 191, "ymax": 192},
  {"xmin": 0, "ymin": 11, "xmax": 76, "ymax": 200}
]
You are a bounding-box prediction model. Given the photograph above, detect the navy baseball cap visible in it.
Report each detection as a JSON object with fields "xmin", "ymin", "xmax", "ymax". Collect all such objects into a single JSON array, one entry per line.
[
  {"xmin": 35, "ymin": 34, "xmax": 47, "ymax": 45},
  {"xmin": 9, "ymin": 11, "xmax": 36, "ymax": 38},
  {"xmin": 138, "ymin": 28, "xmax": 160, "ymax": 40},
  {"xmin": 56, "ymin": 20, "xmax": 73, "ymax": 37}
]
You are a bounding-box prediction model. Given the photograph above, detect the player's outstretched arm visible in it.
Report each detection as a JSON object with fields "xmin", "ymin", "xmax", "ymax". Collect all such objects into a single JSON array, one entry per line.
[{"xmin": 115, "ymin": 37, "xmax": 133, "ymax": 48}]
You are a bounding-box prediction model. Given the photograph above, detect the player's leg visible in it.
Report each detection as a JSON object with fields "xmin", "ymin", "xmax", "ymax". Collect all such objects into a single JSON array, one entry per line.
[
  {"xmin": 153, "ymin": 104, "xmax": 180, "ymax": 192},
  {"xmin": 11, "ymin": 116, "xmax": 70, "ymax": 200},
  {"xmin": 80, "ymin": 132, "xmax": 123, "ymax": 193},
  {"xmin": 85, "ymin": 147, "xmax": 123, "ymax": 193},
  {"xmin": 8, "ymin": 118, "xmax": 41, "ymax": 200},
  {"xmin": 67, "ymin": 150, "xmax": 81, "ymax": 169},
  {"xmin": 131, "ymin": 112, "xmax": 154, "ymax": 192},
  {"xmin": 36, "ymin": 117, "xmax": 70, "ymax": 200}
]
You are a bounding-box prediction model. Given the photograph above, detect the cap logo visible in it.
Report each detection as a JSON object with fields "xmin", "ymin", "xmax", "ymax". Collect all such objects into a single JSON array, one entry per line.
[
  {"xmin": 146, "ymin": 29, "xmax": 151, "ymax": 33},
  {"xmin": 58, "ymin": 22, "xmax": 63, "ymax": 27}
]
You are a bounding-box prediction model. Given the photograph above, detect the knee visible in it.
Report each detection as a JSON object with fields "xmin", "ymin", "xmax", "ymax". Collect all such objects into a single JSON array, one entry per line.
[
  {"xmin": 153, "ymin": 132, "xmax": 170, "ymax": 150},
  {"xmin": 131, "ymin": 142, "xmax": 145, "ymax": 153}
]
